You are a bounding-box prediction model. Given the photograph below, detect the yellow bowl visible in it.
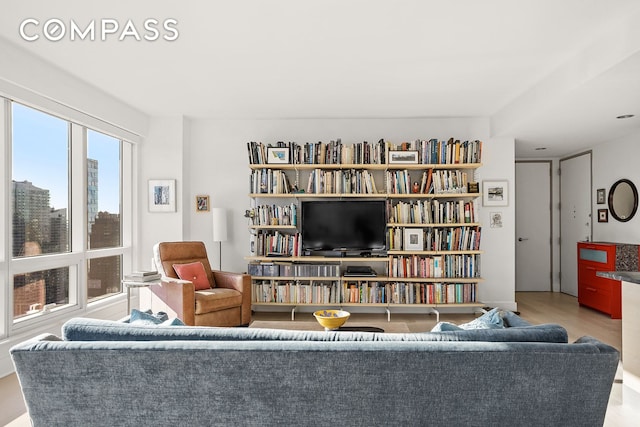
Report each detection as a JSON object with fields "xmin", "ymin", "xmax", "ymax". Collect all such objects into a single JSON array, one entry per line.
[{"xmin": 313, "ymin": 309, "xmax": 350, "ymax": 330}]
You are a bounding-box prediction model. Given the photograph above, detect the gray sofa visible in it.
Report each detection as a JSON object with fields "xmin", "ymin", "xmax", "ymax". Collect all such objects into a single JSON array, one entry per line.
[{"xmin": 11, "ymin": 317, "xmax": 619, "ymax": 427}]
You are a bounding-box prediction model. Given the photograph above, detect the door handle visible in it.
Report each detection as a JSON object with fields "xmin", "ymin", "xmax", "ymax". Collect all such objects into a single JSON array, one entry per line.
[{"xmin": 518, "ymin": 237, "xmax": 529, "ymax": 242}]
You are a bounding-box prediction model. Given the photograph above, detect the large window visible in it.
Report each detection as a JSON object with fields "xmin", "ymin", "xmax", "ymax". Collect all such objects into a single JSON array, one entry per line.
[
  {"xmin": 87, "ymin": 130, "xmax": 123, "ymax": 302},
  {"xmin": 12, "ymin": 103, "xmax": 70, "ymax": 259},
  {"xmin": 12, "ymin": 104, "xmax": 71, "ymax": 319},
  {"xmin": 9, "ymin": 101, "xmax": 131, "ymax": 320}
]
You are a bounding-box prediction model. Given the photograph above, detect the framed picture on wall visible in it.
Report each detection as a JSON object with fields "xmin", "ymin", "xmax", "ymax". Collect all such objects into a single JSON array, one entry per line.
[
  {"xmin": 196, "ymin": 195, "xmax": 210, "ymax": 212},
  {"xmin": 598, "ymin": 208, "xmax": 609, "ymax": 223},
  {"xmin": 148, "ymin": 179, "xmax": 176, "ymax": 212},
  {"xmin": 482, "ymin": 180, "xmax": 509, "ymax": 206}
]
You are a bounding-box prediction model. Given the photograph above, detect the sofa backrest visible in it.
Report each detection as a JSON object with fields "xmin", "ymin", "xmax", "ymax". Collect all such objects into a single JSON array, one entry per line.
[
  {"xmin": 61, "ymin": 317, "xmax": 569, "ymax": 343},
  {"xmin": 10, "ymin": 333, "xmax": 619, "ymax": 427}
]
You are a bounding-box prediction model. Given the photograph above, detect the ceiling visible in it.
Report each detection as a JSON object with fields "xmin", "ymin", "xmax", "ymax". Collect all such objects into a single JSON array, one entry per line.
[{"xmin": 2, "ymin": 0, "xmax": 640, "ymax": 158}]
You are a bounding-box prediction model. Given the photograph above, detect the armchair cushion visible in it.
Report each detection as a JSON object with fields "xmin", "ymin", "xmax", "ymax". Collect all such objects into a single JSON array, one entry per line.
[
  {"xmin": 195, "ymin": 288, "xmax": 243, "ymax": 314},
  {"xmin": 173, "ymin": 261, "xmax": 211, "ymax": 290}
]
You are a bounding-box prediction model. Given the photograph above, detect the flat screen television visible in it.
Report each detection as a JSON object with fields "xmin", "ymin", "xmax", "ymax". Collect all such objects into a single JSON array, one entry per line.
[{"xmin": 301, "ymin": 200, "xmax": 387, "ymax": 254}]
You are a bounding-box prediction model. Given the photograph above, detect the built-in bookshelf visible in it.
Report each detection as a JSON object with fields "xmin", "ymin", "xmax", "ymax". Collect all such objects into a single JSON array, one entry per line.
[{"xmin": 246, "ymin": 138, "xmax": 483, "ymax": 318}]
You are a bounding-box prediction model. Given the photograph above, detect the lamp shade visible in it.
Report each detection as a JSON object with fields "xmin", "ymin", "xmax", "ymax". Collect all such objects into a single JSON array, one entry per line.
[{"xmin": 212, "ymin": 208, "xmax": 228, "ymax": 242}]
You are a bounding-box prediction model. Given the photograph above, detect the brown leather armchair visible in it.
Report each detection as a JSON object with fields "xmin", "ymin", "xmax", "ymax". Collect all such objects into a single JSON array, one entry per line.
[{"xmin": 149, "ymin": 241, "xmax": 251, "ymax": 326}]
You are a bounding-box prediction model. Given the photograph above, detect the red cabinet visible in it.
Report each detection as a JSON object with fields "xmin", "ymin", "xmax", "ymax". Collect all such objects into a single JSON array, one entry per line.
[{"xmin": 577, "ymin": 242, "xmax": 639, "ymax": 319}]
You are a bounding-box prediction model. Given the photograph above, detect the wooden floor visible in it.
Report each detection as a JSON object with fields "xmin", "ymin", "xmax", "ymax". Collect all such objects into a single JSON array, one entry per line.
[{"xmin": 0, "ymin": 292, "xmax": 636, "ymax": 426}]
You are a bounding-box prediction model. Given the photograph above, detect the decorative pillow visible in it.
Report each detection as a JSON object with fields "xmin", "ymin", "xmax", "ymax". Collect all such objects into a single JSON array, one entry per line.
[
  {"xmin": 431, "ymin": 321, "xmax": 462, "ymax": 332},
  {"xmin": 129, "ymin": 309, "xmax": 169, "ymax": 325},
  {"xmin": 172, "ymin": 261, "xmax": 211, "ymax": 290},
  {"xmin": 500, "ymin": 310, "xmax": 532, "ymax": 327},
  {"xmin": 128, "ymin": 309, "xmax": 184, "ymax": 326},
  {"xmin": 430, "ymin": 308, "xmax": 505, "ymax": 332},
  {"xmin": 161, "ymin": 317, "xmax": 186, "ymax": 326},
  {"xmin": 458, "ymin": 307, "xmax": 504, "ymax": 330}
]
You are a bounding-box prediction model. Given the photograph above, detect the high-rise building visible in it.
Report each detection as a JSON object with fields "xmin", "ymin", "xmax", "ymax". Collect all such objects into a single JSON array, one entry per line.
[
  {"xmin": 88, "ymin": 211, "xmax": 121, "ymax": 298},
  {"xmin": 87, "ymin": 158, "xmax": 98, "ymax": 234},
  {"xmin": 12, "ymin": 180, "xmax": 50, "ymax": 257}
]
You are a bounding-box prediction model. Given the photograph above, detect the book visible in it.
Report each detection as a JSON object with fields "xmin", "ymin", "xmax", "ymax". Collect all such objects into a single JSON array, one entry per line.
[
  {"xmin": 124, "ymin": 273, "xmax": 161, "ymax": 282},
  {"xmin": 127, "ymin": 270, "xmax": 159, "ymax": 277}
]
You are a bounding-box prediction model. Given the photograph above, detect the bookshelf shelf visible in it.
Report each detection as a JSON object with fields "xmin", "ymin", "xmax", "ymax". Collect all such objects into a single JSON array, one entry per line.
[{"xmin": 247, "ymin": 138, "xmax": 484, "ymax": 315}]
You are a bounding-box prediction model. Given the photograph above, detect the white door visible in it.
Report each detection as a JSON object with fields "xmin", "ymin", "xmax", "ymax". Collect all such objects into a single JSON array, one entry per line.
[
  {"xmin": 560, "ymin": 152, "xmax": 592, "ymax": 296},
  {"xmin": 515, "ymin": 161, "xmax": 552, "ymax": 291}
]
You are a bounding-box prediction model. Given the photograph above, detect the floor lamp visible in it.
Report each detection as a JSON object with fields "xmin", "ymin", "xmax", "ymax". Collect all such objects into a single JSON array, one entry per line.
[{"xmin": 212, "ymin": 208, "xmax": 228, "ymax": 271}]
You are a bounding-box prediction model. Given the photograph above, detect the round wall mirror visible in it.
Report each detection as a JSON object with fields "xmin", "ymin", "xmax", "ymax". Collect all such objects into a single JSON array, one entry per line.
[{"xmin": 608, "ymin": 179, "xmax": 638, "ymax": 222}]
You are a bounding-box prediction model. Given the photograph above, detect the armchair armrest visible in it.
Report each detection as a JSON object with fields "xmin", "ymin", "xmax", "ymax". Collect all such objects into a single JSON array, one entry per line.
[
  {"xmin": 148, "ymin": 277, "xmax": 196, "ymax": 325},
  {"xmin": 212, "ymin": 270, "xmax": 252, "ymax": 325}
]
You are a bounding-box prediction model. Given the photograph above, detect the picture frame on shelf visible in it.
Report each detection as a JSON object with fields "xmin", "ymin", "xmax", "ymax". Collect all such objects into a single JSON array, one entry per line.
[
  {"xmin": 403, "ymin": 228, "xmax": 424, "ymax": 251},
  {"xmin": 196, "ymin": 195, "xmax": 210, "ymax": 212},
  {"xmin": 148, "ymin": 179, "xmax": 176, "ymax": 212},
  {"xmin": 596, "ymin": 188, "xmax": 606, "ymax": 204},
  {"xmin": 266, "ymin": 147, "xmax": 290, "ymax": 164},
  {"xmin": 482, "ymin": 180, "xmax": 508, "ymax": 206},
  {"xmin": 388, "ymin": 150, "xmax": 419, "ymax": 164},
  {"xmin": 598, "ymin": 208, "xmax": 609, "ymax": 223}
]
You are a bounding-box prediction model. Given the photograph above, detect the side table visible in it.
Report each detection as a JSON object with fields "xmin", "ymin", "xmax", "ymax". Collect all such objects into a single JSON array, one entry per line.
[{"xmin": 122, "ymin": 280, "xmax": 161, "ymax": 314}]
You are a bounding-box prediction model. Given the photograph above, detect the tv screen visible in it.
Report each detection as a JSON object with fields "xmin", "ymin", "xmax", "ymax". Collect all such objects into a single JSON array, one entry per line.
[{"xmin": 301, "ymin": 200, "xmax": 386, "ymax": 253}]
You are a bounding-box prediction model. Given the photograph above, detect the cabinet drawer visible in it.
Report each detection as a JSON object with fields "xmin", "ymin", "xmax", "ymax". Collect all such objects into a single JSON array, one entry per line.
[
  {"xmin": 578, "ymin": 265, "xmax": 616, "ymax": 287},
  {"xmin": 578, "ymin": 282, "xmax": 612, "ymax": 314},
  {"xmin": 577, "ymin": 245, "xmax": 615, "ymax": 269}
]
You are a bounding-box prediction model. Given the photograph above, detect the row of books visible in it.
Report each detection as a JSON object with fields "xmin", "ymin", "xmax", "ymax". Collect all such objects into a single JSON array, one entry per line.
[
  {"xmin": 248, "ymin": 262, "xmax": 341, "ymax": 277},
  {"xmin": 247, "ymin": 139, "xmax": 388, "ymax": 165},
  {"xmin": 253, "ymin": 280, "xmax": 342, "ymax": 304},
  {"xmin": 251, "ymin": 231, "xmax": 302, "ymax": 257},
  {"xmin": 252, "ymin": 280, "xmax": 476, "ymax": 304},
  {"xmin": 388, "ymin": 226, "xmax": 482, "ymax": 251},
  {"xmin": 249, "ymin": 169, "xmax": 293, "ymax": 194},
  {"xmin": 386, "ymin": 282, "xmax": 477, "ymax": 304},
  {"xmin": 387, "ymin": 138, "xmax": 483, "ymax": 165},
  {"xmin": 123, "ymin": 270, "xmax": 161, "ymax": 282},
  {"xmin": 247, "ymin": 138, "xmax": 482, "ymax": 165},
  {"xmin": 386, "ymin": 169, "xmax": 470, "ymax": 194},
  {"xmin": 389, "ymin": 254, "xmax": 480, "ymax": 279},
  {"xmin": 248, "ymin": 203, "xmax": 298, "ymax": 227},
  {"xmin": 250, "ymin": 167, "xmax": 476, "ymax": 196},
  {"xmin": 306, "ymin": 168, "xmax": 378, "ymax": 194},
  {"xmin": 388, "ymin": 199, "xmax": 478, "ymax": 224}
]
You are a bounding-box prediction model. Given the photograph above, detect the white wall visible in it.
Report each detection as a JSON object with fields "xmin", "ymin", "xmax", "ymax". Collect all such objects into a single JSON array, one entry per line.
[
  {"xmin": 592, "ymin": 130, "xmax": 640, "ymax": 243},
  {"xmin": 179, "ymin": 118, "xmax": 517, "ymax": 311},
  {"xmin": 136, "ymin": 117, "xmax": 188, "ymax": 269}
]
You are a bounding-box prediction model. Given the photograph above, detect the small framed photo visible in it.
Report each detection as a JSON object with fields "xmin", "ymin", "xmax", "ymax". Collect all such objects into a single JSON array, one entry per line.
[
  {"xmin": 596, "ymin": 188, "xmax": 606, "ymax": 204},
  {"xmin": 482, "ymin": 180, "xmax": 508, "ymax": 206},
  {"xmin": 598, "ymin": 209, "xmax": 609, "ymax": 223},
  {"xmin": 148, "ymin": 179, "xmax": 176, "ymax": 212},
  {"xmin": 389, "ymin": 150, "xmax": 419, "ymax": 164},
  {"xmin": 490, "ymin": 212, "xmax": 503, "ymax": 228},
  {"xmin": 266, "ymin": 147, "xmax": 290, "ymax": 164},
  {"xmin": 403, "ymin": 228, "xmax": 424, "ymax": 251},
  {"xmin": 195, "ymin": 195, "xmax": 210, "ymax": 212}
]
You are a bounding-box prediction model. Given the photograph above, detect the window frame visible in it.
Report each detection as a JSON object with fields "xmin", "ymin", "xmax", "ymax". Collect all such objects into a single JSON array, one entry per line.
[{"xmin": 2, "ymin": 96, "xmax": 134, "ymax": 335}]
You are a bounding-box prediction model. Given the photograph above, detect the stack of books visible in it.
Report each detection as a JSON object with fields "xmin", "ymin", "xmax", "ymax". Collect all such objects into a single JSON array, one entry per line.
[{"xmin": 123, "ymin": 270, "xmax": 161, "ymax": 282}]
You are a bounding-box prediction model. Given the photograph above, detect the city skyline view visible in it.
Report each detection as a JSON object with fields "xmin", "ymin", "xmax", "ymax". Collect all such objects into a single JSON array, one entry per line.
[{"xmin": 12, "ymin": 102, "xmax": 121, "ymax": 213}]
